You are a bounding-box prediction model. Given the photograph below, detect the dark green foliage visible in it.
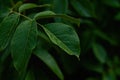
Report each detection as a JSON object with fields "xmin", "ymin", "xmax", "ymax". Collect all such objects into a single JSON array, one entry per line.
[{"xmin": 0, "ymin": 0, "xmax": 120, "ymax": 80}]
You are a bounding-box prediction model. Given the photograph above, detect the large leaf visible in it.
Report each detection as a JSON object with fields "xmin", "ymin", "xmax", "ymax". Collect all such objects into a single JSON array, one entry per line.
[
  {"xmin": 34, "ymin": 11, "xmax": 80, "ymax": 25},
  {"xmin": 11, "ymin": 20, "xmax": 37, "ymax": 73},
  {"xmin": 42, "ymin": 23, "xmax": 80, "ymax": 57},
  {"xmin": 0, "ymin": 13, "xmax": 19, "ymax": 51},
  {"xmin": 92, "ymin": 43, "xmax": 107, "ymax": 63},
  {"xmin": 34, "ymin": 43, "xmax": 64, "ymax": 80}
]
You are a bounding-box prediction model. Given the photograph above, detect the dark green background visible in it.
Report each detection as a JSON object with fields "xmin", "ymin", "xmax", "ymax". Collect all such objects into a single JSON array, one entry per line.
[{"xmin": 0, "ymin": 0, "xmax": 120, "ymax": 80}]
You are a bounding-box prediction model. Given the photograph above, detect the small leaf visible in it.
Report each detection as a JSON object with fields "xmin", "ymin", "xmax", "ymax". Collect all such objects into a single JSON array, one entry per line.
[
  {"xmin": 0, "ymin": 13, "xmax": 19, "ymax": 51},
  {"xmin": 34, "ymin": 11, "xmax": 56, "ymax": 19},
  {"xmin": 92, "ymin": 43, "xmax": 107, "ymax": 63},
  {"xmin": 19, "ymin": 3, "xmax": 38, "ymax": 12},
  {"xmin": 11, "ymin": 20, "xmax": 37, "ymax": 73},
  {"xmin": 12, "ymin": 1, "xmax": 23, "ymax": 11},
  {"xmin": 34, "ymin": 44, "xmax": 64, "ymax": 80},
  {"xmin": 42, "ymin": 23, "xmax": 80, "ymax": 57},
  {"xmin": 34, "ymin": 11, "xmax": 80, "ymax": 25}
]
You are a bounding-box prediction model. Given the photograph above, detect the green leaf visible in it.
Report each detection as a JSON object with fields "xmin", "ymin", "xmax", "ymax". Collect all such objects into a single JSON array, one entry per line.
[
  {"xmin": 103, "ymin": 69, "xmax": 117, "ymax": 80},
  {"xmin": 42, "ymin": 23, "xmax": 80, "ymax": 57},
  {"xmin": 0, "ymin": 13, "xmax": 19, "ymax": 51},
  {"xmin": 34, "ymin": 44, "xmax": 64, "ymax": 80},
  {"xmin": 82, "ymin": 60, "xmax": 104, "ymax": 73},
  {"xmin": 52, "ymin": 0, "xmax": 68, "ymax": 14},
  {"xmin": 34, "ymin": 11, "xmax": 56, "ymax": 19},
  {"xmin": 102, "ymin": 0, "xmax": 120, "ymax": 8},
  {"xmin": 70, "ymin": 0, "xmax": 96, "ymax": 18},
  {"xmin": 0, "ymin": 45, "xmax": 11, "ymax": 78},
  {"xmin": 19, "ymin": 3, "xmax": 38, "ymax": 12},
  {"xmin": 11, "ymin": 20, "xmax": 37, "ymax": 73},
  {"xmin": 92, "ymin": 43, "xmax": 107, "ymax": 63},
  {"xmin": 0, "ymin": 0, "xmax": 10, "ymax": 20},
  {"xmin": 19, "ymin": 3, "xmax": 51, "ymax": 13},
  {"xmin": 94, "ymin": 30, "xmax": 117, "ymax": 45},
  {"xmin": 86, "ymin": 78, "xmax": 98, "ymax": 80},
  {"xmin": 71, "ymin": 0, "xmax": 93, "ymax": 17},
  {"xmin": 25, "ymin": 70, "xmax": 35, "ymax": 80},
  {"xmin": 34, "ymin": 11, "xmax": 80, "ymax": 25},
  {"xmin": 12, "ymin": 1, "xmax": 23, "ymax": 11},
  {"xmin": 115, "ymin": 12, "xmax": 120, "ymax": 20}
]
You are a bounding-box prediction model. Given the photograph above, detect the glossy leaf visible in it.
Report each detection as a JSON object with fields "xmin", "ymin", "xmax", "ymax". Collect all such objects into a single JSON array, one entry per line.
[
  {"xmin": 0, "ymin": 13, "xmax": 19, "ymax": 51},
  {"xmin": 34, "ymin": 44, "xmax": 64, "ymax": 80},
  {"xmin": 43, "ymin": 23, "xmax": 80, "ymax": 57},
  {"xmin": 19, "ymin": 3, "xmax": 38, "ymax": 12},
  {"xmin": 11, "ymin": 20, "xmax": 37, "ymax": 73},
  {"xmin": 92, "ymin": 43, "xmax": 107, "ymax": 63},
  {"xmin": 34, "ymin": 11, "xmax": 80, "ymax": 25}
]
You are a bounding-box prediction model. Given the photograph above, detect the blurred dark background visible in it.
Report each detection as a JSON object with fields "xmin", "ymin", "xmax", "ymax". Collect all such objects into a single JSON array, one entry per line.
[{"xmin": 0, "ymin": 0, "xmax": 120, "ymax": 80}]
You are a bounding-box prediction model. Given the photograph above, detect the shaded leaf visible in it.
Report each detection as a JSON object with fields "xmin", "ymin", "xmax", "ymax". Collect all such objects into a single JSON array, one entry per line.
[
  {"xmin": 34, "ymin": 11, "xmax": 80, "ymax": 25},
  {"xmin": 25, "ymin": 70, "xmax": 35, "ymax": 80},
  {"xmin": 0, "ymin": 13, "xmax": 19, "ymax": 51},
  {"xmin": 83, "ymin": 62, "xmax": 104, "ymax": 73},
  {"xmin": 19, "ymin": 3, "xmax": 51, "ymax": 13},
  {"xmin": 92, "ymin": 43, "xmax": 107, "ymax": 63},
  {"xmin": 43, "ymin": 23, "xmax": 80, "ymax": 57},
  {"xmin": 70, "ymin": 0, "xmax": 95, "ymax": 17},
  {"xmin": 102, "ymin": 0, "xmax": 120, "ymax": 7},
  {"xmin": 0, "ymin": 0, "xmax": 10, "ymax": 21},
  {"xmin": 11, "ymin": 20, "xmax": 37, "ymax": 73},
  {"xmin": 12, "ymin": 1, "xmax": 23, "ymax": 11},
  {"xmin": 34, "ymin": 11, "xmax": 56, "ymax": 19},
  {"xmin": 52, "ymin": 0, "xmax": 68, "ymax": 14},
  {"xmin": 103, "ymin": 69, "xmax": 117, "ymax": 80},
  {"xmin": 86, "ymin": 78, "xmax": 98, "ymax": 80},
  {"xmin": 94, "ymin": 30, "xmax": 117, "ymax": 45},
  {"xmin": 19, "ymin": 3, "xmax": 38, "ymax": 12},
  {"xmin": 115, "ymin": 12, "xmax": 120, "ymax": 20},
  {"xmin": 34, "ymin": 44, "xmax": 64, "ymax": 80}
]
